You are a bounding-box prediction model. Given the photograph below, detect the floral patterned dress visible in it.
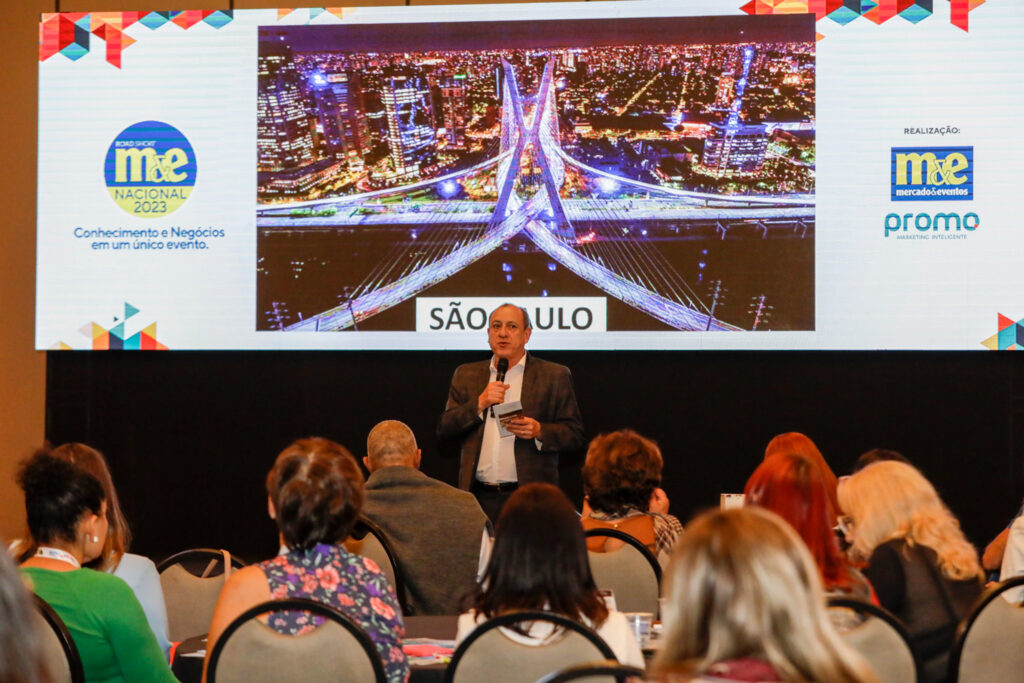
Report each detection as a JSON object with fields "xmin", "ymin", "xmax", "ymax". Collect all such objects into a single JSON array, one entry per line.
[{"xmin": 258, "ymin": 543, "xmax": 409, "ymax": 682}]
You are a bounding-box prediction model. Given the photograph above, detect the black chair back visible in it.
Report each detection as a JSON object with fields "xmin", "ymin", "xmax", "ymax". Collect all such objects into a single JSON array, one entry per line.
[
  {"xmin": 584, "ymin": 528, "xmax": 661, "ymax": 614},
  {"xmin": 947, "ymin": 575, "xmax": 1024, "ymax": 682},
  {"xmin": 446, "ymin": 610, "xmax": 617, "ymax": 683},
  {"xmin": 535, "ymin": 659, "xmax": 644, "ymax": 682},
  {"xmin": 206, "ymin": 597, "xmax": 386, "ymax": 683},
  {"xmin": 155, "ymin": 547, "xmax": 247, "ymax": 575},
  {"xmin": 827, "ymin": 596, "xmax": 919, "ymax": 683},
  {"xmin": 157, "ymin": 547, "xmax": 246, "ymax": 641},
  {"xmin": 32, "ymin": 594, "xmax": 85, "ymax": 683}
]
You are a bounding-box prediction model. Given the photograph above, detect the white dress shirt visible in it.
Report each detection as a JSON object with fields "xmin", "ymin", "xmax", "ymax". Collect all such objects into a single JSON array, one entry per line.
[{"xmin": 475, "ymin": 355, "xmax": 526, "ymax": 484}]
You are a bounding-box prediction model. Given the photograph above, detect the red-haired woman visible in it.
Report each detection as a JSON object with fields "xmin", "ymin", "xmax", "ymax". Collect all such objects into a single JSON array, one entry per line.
[
  {"xmin": 764, "ymin": 432, "xmax": 840, "ymax": 525},
  {"xmin": 745, "ymin": 453, "xmax": 873, "ymax": 603}
]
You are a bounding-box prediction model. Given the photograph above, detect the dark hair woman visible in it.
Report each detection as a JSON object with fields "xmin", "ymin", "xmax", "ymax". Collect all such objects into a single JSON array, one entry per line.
[
  {"xmin": 11, "ymin": 442, "xmax": 170, "ymax": 657},
  {"xmin": 204, "ymin": 437, "xmax": 407, "ymax": 682},
  {"xmin": 18, "ymin": 451, "xmax": 176, "ymax": 683},
  {"xmin": 456, "ymin": 483, "xmax": 644, "ymax": 667},
  {"xmin": 581, "ymin": 429, "xmax": 683, "ymax": 567}
]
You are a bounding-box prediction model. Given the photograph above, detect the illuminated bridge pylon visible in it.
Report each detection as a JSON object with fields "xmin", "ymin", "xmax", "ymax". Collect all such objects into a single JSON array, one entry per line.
[{"xmin": 491, "ymin": 59, "xmax": 573, "ymax": 242}]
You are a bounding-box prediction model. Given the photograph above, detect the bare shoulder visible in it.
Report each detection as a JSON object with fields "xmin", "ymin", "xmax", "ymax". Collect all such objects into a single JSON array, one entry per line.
[{"xmin": 223, "ymin": 565, "xmax": 268, "ymax": 595}]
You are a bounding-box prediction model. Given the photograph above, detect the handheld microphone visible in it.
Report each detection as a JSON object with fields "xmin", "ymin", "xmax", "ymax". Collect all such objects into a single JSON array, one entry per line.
[{"xmin": 491, "ymin": 358, "xmax": 510, "ymax": 417}]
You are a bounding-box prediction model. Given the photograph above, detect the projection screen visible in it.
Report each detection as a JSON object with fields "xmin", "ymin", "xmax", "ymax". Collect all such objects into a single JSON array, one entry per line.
[{"xmin": 35, "ymin": 0, "xmax": 1024, "ymax": 350}]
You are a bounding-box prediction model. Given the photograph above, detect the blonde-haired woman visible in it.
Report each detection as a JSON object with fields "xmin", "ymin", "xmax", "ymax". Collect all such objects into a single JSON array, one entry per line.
[
  {"xmin": 654, "ymin": 506, "xmax": 875, "ymax": 683},
  {"xmin": 839, "ymin": 461, "xmax": 983, "ymax": 683}
]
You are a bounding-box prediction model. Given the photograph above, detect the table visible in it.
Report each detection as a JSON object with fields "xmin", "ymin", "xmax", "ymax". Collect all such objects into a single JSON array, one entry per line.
[{"xmin": 171, "ymin": 615, "xmax": 456, "ymax": 682}]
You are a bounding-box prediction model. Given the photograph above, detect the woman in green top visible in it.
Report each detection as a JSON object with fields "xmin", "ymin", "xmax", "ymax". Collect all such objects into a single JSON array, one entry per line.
[{"xmin": 18, "ymin": 450, "xmax": 176, "ymax": 683}]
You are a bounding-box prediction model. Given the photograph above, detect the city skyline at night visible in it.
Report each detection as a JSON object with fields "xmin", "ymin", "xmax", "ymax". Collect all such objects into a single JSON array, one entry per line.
[
  {"xmin": 255, "ymin": 14, "xmax": 816, "ymax": 334},
  {"xmin": 257, "ymin": 16, "xmax": 814, "ymax": 202}
]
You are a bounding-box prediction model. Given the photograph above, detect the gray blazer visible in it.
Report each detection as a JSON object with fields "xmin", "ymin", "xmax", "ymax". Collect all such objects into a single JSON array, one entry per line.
[{"xmin": 437, "ymin": 354, "xmax": 585, "ymax": 490}]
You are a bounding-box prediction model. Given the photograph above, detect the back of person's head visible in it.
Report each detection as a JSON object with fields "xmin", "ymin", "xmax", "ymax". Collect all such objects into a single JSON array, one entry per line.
[
  {"xmin": 838, "ymin": 460, "xmax": 981, "ymax": 581},
  {"xmin": 18, "ymin": 450, "xmax": 105, "ymax": 547},
  {"xmin": 266, "ymin": 437, "xmax": 364, "ymax": 551},
  {"xmin": 582, "ymin": 429, "xmax": 663, "ymax": 515},
  {"xmin": 744, "ymin": 453, "xmax": 853, "ymax": 591},
  {"xmin": 366, "ymin": 420, "xmax": 418, "ymax": 470},
  {"xmin": 473, "ymin": 483, "xmax": 608, "ymax": 626},
  {"xmin": 48, "ymin": 443, "xmax": 131, "ymax": 569},
  {"xmin": 851, "ymin": 448, "xmax": 910, "ymax": 474},
  {"xmin": 0, "ymin": 549, "xmax": 48, "ymax": 683},
  {"xmin": 764, "ymin": 432, "xmax": 839, "ymax": 519},
  {"xmin": 655, "ymin": 507, "xmax": 874, "ymax": 683}
]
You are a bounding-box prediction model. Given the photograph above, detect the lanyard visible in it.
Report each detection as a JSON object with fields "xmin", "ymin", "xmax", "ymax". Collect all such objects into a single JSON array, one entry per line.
[{"xmin": 35, "ymin": 546, "xmax": 81, "ymax": 568}]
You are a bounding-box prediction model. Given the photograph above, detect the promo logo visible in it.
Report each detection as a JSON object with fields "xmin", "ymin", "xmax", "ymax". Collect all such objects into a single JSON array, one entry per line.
[
  {"xmin": 890, "ymin": 146, "xmax": 972, "ymax": 201},
  {"xmin": 884, "ymin": 211, "xmax": 979, "ymax": 238},
  {"xmin": 103, "ymin": 121, "xmax": 197, "ymax": 218}
]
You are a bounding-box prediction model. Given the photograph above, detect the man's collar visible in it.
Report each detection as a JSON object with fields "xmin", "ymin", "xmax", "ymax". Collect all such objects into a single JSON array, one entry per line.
[
  {"xmin": 366, "ymin": 465, "xmax": 425, "ymax": 483},
  {"xmin": 490, "ymin": 353, "xmax": 528, "ymax": 371}
]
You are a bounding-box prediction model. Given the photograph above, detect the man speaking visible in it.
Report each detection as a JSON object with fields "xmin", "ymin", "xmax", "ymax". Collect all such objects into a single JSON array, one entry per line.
[{"xmin": 438, "ymin": 303, "xmax": 585, "ymax": 523}]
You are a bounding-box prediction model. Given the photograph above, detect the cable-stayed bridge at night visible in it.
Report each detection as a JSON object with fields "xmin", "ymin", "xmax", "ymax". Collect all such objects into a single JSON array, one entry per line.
[{"xmin": 258, "ymin": 58, "xmax": 814, "ymax": 332}]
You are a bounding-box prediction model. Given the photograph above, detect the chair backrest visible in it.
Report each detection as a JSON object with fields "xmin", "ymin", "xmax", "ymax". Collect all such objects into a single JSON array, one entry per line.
[
  {"xmin": 947, "ymin": 575, "xmax": 1024, "ymax": 682},
  {"xmin": 827, "ymin": 597, "xmax": 918, "ymax": 683},
  {"xmin": 535, "ymin": 660, "xmax": 645, "ymax": 683},
  {"xmin": 584, "ymin": 529, "xmax": 661, "ymax": 615},
  {"xmin": 446, "ymin": 610, "xmax": 617, "ymax": 683},
  {"xmin": 345, "ymin": 517, "xmax": 409, "ymax": 614},
  {"xmin": 206, "ymin": 597, "xmax": 386, "ymax": 683},
  {"xmin": 31, "ymin": 594, "xmax": 85, "ymax": 683},
  {"xmin": 157, "ymin": 548, "xmax": 246, "ymax": 642}
]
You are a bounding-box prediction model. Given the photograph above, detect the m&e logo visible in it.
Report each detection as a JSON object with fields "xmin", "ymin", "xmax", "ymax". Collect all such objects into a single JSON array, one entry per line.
[
  {"xmin": 891, "ymin": 146, "xmax": 973, "ymax": 201},
  {"xmin": 103, "ymin": 121, "xmax": 197, "ymax": 218}
]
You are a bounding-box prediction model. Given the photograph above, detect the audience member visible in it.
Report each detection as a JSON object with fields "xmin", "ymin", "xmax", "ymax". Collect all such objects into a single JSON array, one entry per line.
[
  {"xmin": 745, "ymin": 453, "xmax": 874, "ymax": 602},
  {"xmin": 839, "ymin": 461, "xmax": 983, "ymax": 683},
  {"xmin": 982, "ymin": 499, "xmax": 1023, "ymax": 575},
  {"xmin": 764, "ymin": 432, "xmax": 840, "ymax": 523},
  {"xmin": 581, "ymin": 429, "xmax": 683, "ymax": 567},
  {"xmin": 204, "ymin": 437, "xmax": 407, "ymax": 683},
  {"xmin": 653, "ymin": 506, "xmax": 874, "ymax": 683},
  {"xmin": 361, "ymin": 419, "xmax": 490, "ymax": 615},
  {"xmin": 0, "ymin": 548, "xmax": 47, "ymax": 683},
  {"xmin": 998, "ymin": 498, "xmax": 1024, "ymax": 603},
  {"xmin": 17, "ymin": 451, "xmax": 176, "ymax": 683},
  {"xmin": 456, "ymin": 483, "xmax": 644, "ymax": 668},
  {"xmin": 11, "ymin": 442, "xmax": 170, "ymax": 657},
  {"xmin": 851, "ymin": 448, "xmax": 911, "ymax": 474}
]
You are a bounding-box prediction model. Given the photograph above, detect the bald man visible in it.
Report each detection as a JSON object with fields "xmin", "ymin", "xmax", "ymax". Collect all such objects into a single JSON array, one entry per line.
[{"xmin": 362, "ymin": 420, "xmax": 489, "ymax": 616}]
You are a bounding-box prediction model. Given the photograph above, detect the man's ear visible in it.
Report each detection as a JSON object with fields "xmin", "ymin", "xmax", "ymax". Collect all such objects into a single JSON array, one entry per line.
[
  {"xmin": 363, "ymin": 456, "xmax": 372, "ymax": 473},
  {"xmin": 414, "ymin": 449, "xmax": 422, "ymax": 469},
  {"xmin": 267, "ymin": 496, "xmax": 276, "ymax": 520}
]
